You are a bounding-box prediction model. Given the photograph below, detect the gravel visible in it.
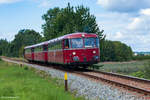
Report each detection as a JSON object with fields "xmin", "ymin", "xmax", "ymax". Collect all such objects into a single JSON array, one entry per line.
[{"xmin": 3, "ymin": 59, "xmax": 144, "ymax": 100}]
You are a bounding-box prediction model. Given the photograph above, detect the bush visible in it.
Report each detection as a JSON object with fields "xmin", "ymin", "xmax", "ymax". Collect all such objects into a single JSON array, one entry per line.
[
  {"xmin": 133, "ymin": 55, "xmax": 150, "ymax": 60},
  {"xmin": 0, "ymin": 58, "xmax": 2, "ymax": 61}
]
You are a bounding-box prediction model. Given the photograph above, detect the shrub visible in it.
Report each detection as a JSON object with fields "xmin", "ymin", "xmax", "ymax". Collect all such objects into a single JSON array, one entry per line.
[
  {"xmin": 133, "ymin": 55, "xmax": 150, "ymax": 60},
  {"xmin": 0, "ymin": 57, "xmax": 2, "ymax": 61}
]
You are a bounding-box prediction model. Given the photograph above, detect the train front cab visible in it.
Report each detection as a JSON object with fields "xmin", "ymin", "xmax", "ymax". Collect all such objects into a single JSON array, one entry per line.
[{"xmin": 63, "ymin": 34, "xmax": 100, "ymax": 67}]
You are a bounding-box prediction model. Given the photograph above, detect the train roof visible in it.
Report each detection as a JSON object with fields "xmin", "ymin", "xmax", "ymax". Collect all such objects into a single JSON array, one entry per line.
[{"xmin": 24, "ymin": 32, "xmax": 98, "ymax": 49}]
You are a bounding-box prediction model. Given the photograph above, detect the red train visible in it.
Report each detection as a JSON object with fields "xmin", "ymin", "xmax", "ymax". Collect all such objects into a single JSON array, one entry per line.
[{"xmin": 24, "ymin": 33, "xmax": 100, "ymax": 67}]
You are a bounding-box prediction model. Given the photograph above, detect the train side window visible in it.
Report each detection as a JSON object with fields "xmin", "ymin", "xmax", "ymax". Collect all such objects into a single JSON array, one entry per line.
[
  {"xmin": 25, "ymin": 48, "xmax": 31, "ymax": 53},
  {"xmin": 64, "ymin": 39, "xmax": 69, "ymax": 49},
  {"xmin": 43, "ymin": 45, "xmax": 48, "ymax": 51},
  {"xmin": 31, "ymin": 48, "xmax": 34, "ymax": 53}
]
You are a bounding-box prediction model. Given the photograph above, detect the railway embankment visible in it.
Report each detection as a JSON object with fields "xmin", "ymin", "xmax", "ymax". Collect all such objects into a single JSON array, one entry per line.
[{"xmin": 1, "ymin": 57, "xmax": 146, "ymax": 100}]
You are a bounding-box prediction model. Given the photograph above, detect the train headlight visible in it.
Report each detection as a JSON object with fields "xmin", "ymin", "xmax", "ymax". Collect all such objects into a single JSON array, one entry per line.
[
  {"xmin": 82, "ymin": 34, "xmax": 85, "ymax": 37},
  {"xmin": 73, "ymin": 56, "xmax": 79, "ymax": 62},
  {"xmin": 73, "ymin": 52, "xmax": 76, "ymax": 55},
  {"xmin": 93, "ymin": 51, "xmax": 96, "ymax": 54}
]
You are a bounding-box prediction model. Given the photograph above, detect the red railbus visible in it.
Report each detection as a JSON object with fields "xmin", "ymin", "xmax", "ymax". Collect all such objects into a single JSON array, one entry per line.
[{"xmin": 24, "ymin": 33, "xmax": 100, "ymax": 67}]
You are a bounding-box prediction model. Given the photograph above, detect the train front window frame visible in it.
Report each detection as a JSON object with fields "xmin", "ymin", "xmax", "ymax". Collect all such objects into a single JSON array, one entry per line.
[
  {"xmin": 96, "ymin": 38, "xmax": 100, "ymax": 47},
  {"xmin": 71, "ymin": 38, "xmax": 83, "ymax": 48}
]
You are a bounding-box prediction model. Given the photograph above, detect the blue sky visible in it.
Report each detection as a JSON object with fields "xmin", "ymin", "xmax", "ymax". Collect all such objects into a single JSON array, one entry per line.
[{"xmin": 0, "ymin": 0, "xmax": 150, "ymax": 52}]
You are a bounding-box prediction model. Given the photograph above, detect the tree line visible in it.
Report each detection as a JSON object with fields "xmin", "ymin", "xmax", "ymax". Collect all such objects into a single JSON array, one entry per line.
[{"xmin": 0, "ymin": 3, "xmax": 133, "ymax": 62}]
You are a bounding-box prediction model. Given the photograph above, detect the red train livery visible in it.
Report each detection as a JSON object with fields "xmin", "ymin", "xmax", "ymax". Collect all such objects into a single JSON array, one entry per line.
[{"xmin": 24, "ymin": 33, "xmax": 100, "ymax": 67}]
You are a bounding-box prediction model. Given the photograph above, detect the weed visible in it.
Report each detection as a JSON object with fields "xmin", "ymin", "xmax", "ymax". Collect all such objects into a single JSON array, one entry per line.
[
  {"xmin": 143, "ymin": 61, "xmax": 150, "ymax": 79},
  {"xmin": 24, "ymin": 66, "xmax": 28, "ymax": 70}
]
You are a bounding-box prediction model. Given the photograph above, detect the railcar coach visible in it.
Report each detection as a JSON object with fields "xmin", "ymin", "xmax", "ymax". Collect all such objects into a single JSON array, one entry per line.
[{"xmin": 24, "ymin": 32, "xmax": 100, "ymax": 67}]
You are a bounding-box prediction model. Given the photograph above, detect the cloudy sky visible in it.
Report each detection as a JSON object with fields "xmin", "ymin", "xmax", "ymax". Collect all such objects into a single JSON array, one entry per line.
[{"xmin": 0, "ymin": 0, "xmax": 150, "ymax": 51}]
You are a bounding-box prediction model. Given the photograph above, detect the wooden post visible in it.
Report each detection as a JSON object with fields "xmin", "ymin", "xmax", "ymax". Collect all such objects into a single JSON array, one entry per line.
[
  {"xmin": 20, "ymin": 63, "xmax": 23, "ymax": 67},
  {"xmin": 64, "ymin": 72, "xmax": 68, "ymax": 91}
]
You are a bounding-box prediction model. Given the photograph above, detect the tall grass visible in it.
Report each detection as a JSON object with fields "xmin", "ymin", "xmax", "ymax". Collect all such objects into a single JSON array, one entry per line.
[
  {"xmin": 97, "ymin": 61, "xmax": 146, "ymax": 74},
  {"xmin": 97, "ymin": 60, "xmax": 150, "ymax": 80},
  {"xmin": 143, "ymin": 61, "xmax": 150, "ymax": 79},
  {"xmin": 0, "ymin": 61, "xmax": 84, "ymax": 100}
]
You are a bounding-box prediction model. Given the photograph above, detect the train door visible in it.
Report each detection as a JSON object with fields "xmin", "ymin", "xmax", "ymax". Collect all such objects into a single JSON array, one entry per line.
[
  {"xmin": 31, "ymin": 48, "xmax": 34, "ymax": 61},
  {"xmin": 63, "ymin": 39, "xmax": 71, "ymax": 64},
  {"xmin": 43, "ymin": 45, "xmax": 48, "ymax": 62}
]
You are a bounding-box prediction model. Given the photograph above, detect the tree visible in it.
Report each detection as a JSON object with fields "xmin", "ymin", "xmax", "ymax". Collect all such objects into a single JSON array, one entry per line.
[
  {"xmin": 0, "ymin": 39, "xmax": 9, "ymax": 56},
  {"xmin": 100, "ymin": 40, "xmax": 115, "ymax": 61},
  {"xmin": 100, "ymin": 40, "xmax": 133, "ymax": 61},
  {"xmin": 113, "ymin": 41, "xmax": 133, "ymax": 61},
  {"xmin": 42, "ymin": 3, "xmax": 104, "ymax": 40},
  {"xmin": 10, "ymin": 29, "xmax": 42, "ymax": 57}
]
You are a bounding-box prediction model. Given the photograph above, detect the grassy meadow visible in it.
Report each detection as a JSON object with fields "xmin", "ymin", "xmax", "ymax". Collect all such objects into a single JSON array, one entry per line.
[
  {"xmin": 0, "ymin": 59, "xmax": 84, "ymax": 100},
  {"xmin": 96, "ymin": 60, "xmax": 150, "ymax": 79}
]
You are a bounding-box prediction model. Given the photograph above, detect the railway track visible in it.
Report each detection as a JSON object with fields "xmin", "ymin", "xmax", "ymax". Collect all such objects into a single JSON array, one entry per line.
[
  {"xmin": 76, "ymin": 71, "xmax": 150, "ymax": 96},
  {"xmin": 1, "ymin": 56, "xmax": 150, "ymax": 99}
]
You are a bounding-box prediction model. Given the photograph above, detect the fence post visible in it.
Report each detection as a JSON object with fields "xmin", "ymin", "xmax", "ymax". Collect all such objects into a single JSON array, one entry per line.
[{"xmin": 64, "ymin": 72, "xmax": 68, "ymax": 91}]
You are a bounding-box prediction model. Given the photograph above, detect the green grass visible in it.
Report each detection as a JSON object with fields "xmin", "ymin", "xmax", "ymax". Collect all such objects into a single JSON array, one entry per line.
[
  {"xmin": 96, "ymin": 60, "xmax": 150, "ymax": 79},
  {"xmin": 0, "ymin": 61, "xmax": 84, "ymax": 100},
  {"xmin": 96, "ymin": 60, "xmax": 147, "ymax": 74}
]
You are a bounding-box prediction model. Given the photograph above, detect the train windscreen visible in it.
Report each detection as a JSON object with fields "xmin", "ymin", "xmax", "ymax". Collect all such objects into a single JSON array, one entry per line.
[
  {"xmin": 84, "ymin": 38, "xmax": 95, "ymax": 48},
  {"xmin": 85, "ymin": 37, "xmax": 99, "ymax": 48},
  {"xmin": 70, "ymin": 37, "xmax": 99, "ymax": 49},
  {"xmin": 71, "ymin": 38, "xmax": 83, "ymax": 48}
]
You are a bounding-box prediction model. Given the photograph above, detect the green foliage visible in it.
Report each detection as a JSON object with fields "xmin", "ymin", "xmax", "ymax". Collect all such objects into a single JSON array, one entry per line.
[
  {"xmin": 42, "ymin": 3, "xmax": 103, "ymax": 40},
  {"xmin": 0, "ymin": 39, "xmax": 10, "ymax": 56},
  {"xmin": 130, "ymin": 71, "xmax": 145, "ymax": 78},
  {"xmin": 100, "ymin": 40, "xmax": 133, "ymax": 61},
  {"xmin": 143, "ymin": 61, "xmax": 150, "ymax": 79},
  {"xmin": 8, "ymin": 29, "xmax": 42, "ymax": 57},
  {"xmin": 97, "ymin": 60, "xmax": 146, "ymax": 74},
  {"xmin": 0, "ymin": 61, "xmax": 84, "ymax": 100},
  {"xmin": 130, "ymin": 61, "xmax": 150, "ymax": 79},
  {"xmin": 133, "ymin": 55, "xmax": 150, "ymax": 60}
]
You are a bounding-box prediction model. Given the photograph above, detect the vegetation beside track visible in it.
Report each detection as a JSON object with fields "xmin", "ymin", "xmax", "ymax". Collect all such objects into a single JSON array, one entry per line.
[
  {"xmin": 133, "ymin": 55, "xmax": 150, "ymax": 60},
  {"xmin": 97, "ymin": 60, "xmax": 150, "ymax": 79},
  {"xmin": 0, "ymin": 60, "xmax": 84, "ymax": 100}
]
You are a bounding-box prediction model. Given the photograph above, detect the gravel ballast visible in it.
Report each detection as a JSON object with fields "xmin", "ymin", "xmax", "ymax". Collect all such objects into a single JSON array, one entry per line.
[{"xmin": 3, "ymin": 59, "xmax": 144, "ymax": 100}]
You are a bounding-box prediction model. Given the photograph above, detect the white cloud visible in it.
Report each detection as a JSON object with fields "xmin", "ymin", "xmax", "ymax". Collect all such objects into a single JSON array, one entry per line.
[
  {"xmin": 128, "ymin": 12, "xmax": 150, "ymax": 34},
  {"xmin": 140, "ymin": 8, "xmax": 150, "ymax": 16},
  {"xmin": 0, "ymin": 0, "xmax": 21, "ymax": 4},
  {"xmin": 97, "ymin": 0, "xmax": 150, "ymax": 12},
  {"xmin": 114, "ymin": 32, "xmax": 123, "ymax": 39},
  {"xmin": 32, "ymin": 0, "xmax": 51, "ymax": 8},
  {"xmin": 97, "ymin": 8, "xmax": 150, "ymax": 51},
  {"xmin": 38, "ymin": 0, "xmax": 51, "ymax": 8}
]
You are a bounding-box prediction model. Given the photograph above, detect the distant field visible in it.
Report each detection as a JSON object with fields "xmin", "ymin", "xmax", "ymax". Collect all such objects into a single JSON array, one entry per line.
[
  {"xmin": 0, "ymin": 60, "xmax": 84, "ymax": 100},
  {"xmin": 96, "ymin": 60, "xmax": 150, "ymax": 79}
]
